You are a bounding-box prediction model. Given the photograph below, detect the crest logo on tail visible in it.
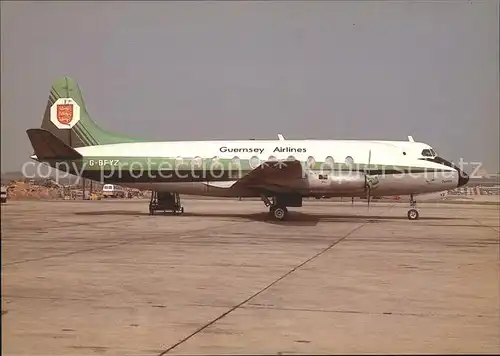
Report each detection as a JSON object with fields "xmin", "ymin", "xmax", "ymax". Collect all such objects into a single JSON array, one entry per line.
[{"xmin": 50, "ymin": 98, "xmax": 81, "ymax": 129}]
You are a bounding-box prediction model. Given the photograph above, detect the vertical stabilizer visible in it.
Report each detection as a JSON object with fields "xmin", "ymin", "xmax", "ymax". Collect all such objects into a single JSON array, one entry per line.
[{"xmin": 40, "ymin": 76, "xmax": 141, "ymax": 147}]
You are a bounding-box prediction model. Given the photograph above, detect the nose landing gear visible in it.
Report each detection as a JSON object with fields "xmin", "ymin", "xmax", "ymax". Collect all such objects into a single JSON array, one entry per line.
[
  {"xmin": 407, "ymin": 194, "xmax": 419, "ymax": 220},
  {"xmin": 407, "ymin": 208, "xmax": 419, "ymax": 220}
]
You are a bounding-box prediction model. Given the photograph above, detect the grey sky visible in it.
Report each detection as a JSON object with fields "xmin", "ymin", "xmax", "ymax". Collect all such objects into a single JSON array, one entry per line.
[{"xmin": 1, "ymin": 1, "xmax": 498, "ymax": 173}]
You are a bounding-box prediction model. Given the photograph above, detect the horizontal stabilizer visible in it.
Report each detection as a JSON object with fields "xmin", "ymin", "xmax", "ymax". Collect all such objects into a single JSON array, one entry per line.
[{"xmin": 26, "ymin": 128, "xmax": 83, "ymax": 160}]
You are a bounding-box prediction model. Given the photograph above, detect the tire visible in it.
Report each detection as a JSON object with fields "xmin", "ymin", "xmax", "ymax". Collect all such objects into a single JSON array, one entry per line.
[
  {"xmin": 272, "ymin": 206, "xmax": 287, "ymax": 220},
  {"xmin": 407, "ymin": 209, "xmax": 419, "ymax": 220}
]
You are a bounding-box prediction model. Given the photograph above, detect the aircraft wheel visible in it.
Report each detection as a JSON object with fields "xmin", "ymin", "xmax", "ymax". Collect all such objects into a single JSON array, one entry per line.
[
  {"xmin": 407, "ymin": 209, "xmax": 419, "ymax": 220},
  {"xmin": 270, "ymin": 206, "xmax": 287, "ymax": 220}
]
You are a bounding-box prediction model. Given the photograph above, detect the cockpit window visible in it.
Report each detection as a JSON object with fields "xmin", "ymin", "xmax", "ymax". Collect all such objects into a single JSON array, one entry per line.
[
  {"xmin": 421, "ymin": 149, "xmax": 434, "ymax": 157},
  {"xmin": 420, "ymin": 156, "xmax": 459, "ymax": 171},
  {"xmin": 432, "ymin": 156, "xmax": 453, "ymax": 167}
]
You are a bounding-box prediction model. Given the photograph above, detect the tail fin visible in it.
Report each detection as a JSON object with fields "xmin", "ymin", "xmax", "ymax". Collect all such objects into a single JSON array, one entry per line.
[{"xmin": 40, "ymin": 76, "xmax": 142, "ymax": 147}]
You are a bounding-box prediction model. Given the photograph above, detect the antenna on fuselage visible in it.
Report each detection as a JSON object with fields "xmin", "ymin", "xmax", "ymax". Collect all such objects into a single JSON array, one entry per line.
[
  {"xmin": 278, "ymin": 134, "xmax": 285, "ymax": 141},
  {"xmin": 408, "ymin": 135, "xmax": 415, "ymax": 142}
]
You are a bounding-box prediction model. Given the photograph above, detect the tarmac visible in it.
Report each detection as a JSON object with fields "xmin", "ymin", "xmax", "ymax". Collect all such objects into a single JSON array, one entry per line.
[{"xmin": 1, "ymin": 199, "xmax": 499, "ymax": 355}]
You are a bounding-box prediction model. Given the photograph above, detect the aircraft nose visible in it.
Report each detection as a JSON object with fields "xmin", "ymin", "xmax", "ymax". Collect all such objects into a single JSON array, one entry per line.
[{"xmin": 457, "ymin": 168, "xmax": 469, "ymax": 187}]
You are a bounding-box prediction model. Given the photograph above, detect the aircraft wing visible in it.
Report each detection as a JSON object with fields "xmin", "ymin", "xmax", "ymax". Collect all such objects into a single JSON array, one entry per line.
[{"xmin": 232, "ymin": 160, "xmax": 304, "ymax": 192}]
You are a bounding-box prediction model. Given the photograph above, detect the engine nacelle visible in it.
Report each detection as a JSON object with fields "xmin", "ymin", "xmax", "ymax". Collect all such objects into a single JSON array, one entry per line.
[{"xmin": 306, "ymin": 171, "xmax": 367, "ymax": 194}]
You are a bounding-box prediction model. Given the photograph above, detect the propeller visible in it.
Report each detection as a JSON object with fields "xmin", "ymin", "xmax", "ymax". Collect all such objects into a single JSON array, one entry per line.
[{"xmin": 366, "ymin": 149, "xmax": 372, "ymax": 210}]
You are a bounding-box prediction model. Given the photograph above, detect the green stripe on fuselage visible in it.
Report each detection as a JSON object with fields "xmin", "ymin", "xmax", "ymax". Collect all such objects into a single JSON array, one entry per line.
[{"xmin": 46, "ymin": 156, "xmax": 455, "ymax": 175}]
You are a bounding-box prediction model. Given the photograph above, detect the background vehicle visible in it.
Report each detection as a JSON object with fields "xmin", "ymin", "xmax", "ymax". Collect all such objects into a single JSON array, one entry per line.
[{"xmin": 102, "ymin": 184, "xmax": 125, "ymax": 198}]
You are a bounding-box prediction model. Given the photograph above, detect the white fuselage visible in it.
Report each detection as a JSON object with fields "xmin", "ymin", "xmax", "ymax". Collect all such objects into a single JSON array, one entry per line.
[
  {"xmin": 78, "ymin": 139, "xmax": 421, "ymax": 162},
  {"xmin": 70, "ymin": 139, "xmax": 461, "ymax": 197}
]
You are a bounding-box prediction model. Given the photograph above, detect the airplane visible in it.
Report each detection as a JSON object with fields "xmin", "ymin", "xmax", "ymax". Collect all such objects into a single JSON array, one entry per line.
[{"xmin": 26, "ymin": 77, "xmax": 469, "ymax": 221}]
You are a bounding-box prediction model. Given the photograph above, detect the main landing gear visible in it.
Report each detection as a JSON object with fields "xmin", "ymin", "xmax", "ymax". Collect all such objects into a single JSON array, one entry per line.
[
  {"xmin": 270, "ymin": 205, "xmax": 288, "ymax": 220},
  {"xmin": 407, "ymin": 194, "xmax": 419, "ymax": 220},
  {"xmin": 261, "ymin": 194, "xmax": 301, "ymax": 221},
  {"xmin": 149, "ymin": 191, "xmax": 185, "ymax": 215}
]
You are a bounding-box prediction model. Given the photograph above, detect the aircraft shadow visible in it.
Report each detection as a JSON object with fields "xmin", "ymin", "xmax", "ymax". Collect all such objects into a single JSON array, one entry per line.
[{"xmin": 74, "ymin": 210, "xmax": 465, "ymax": 227}]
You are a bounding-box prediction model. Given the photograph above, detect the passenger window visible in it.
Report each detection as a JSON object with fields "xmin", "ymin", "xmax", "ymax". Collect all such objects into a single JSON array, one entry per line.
[
  {"xmin": 210, "ymin": 156, "xmax": 222, "ymax": 170},
  {"xmin": 325, "ymin": 156, "xmax": 334, "ymax": 168},
  {"xmin": 193, "ymin": 156, "xmax": 203, "ymax": 168},
  {"xmin": 307, "ymin": 156, "xmax": 316, "ymax": 168},
  {"xmin": 249, "ymin": 156, "xmax": 261, "ymax": 168},
  {"xmin": 231, "ymin": 156, "xmax": 240, "ymax": 166}
]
